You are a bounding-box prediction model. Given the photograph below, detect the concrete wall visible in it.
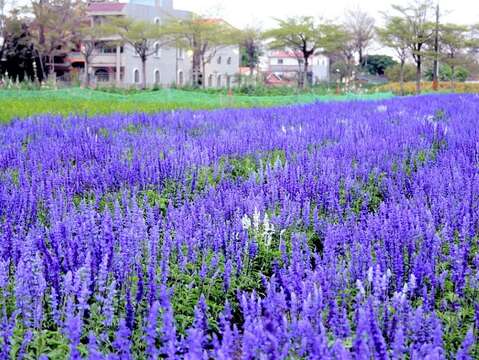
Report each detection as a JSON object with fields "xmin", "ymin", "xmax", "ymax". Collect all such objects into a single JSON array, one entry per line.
[
  {"xmin": 122, "ymin": 44, "xmax": 192, "ymax": 86},
  {"xmin": 88, "ymin": 2, "xmax": 239, "ymax": 87},
  {"xmin": 204, "ymin": 46, "xmax": 240, "ymax": 88},
  {"xmin": 311, "ymin": 55, "xmax": 330, "ymax": 82},
  {"xmin": 266, "ymin": 53, "xmax": 330, "ymax": 83}
]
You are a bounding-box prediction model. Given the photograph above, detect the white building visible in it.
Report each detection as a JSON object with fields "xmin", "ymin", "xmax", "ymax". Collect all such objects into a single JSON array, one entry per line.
[
  {"xmin": 261, "ymin": 50, "xmax": 330, "ymax": 85},
  {"xmin": 83, "ymin": 0, "xmax": 240, "ymax": 88}
]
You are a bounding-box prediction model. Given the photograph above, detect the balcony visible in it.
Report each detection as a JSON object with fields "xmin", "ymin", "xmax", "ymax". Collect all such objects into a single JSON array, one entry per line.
[
  {"xmin": 269, "ymin": 64, "xmax": 301, "ymax": 73},
  {"xmin": 67, "ymin": 52, "xmax": 84, "ymax": 63},
  {"xmin": 89, "ymin": 50, "xmax": 125, "ymax": 67}
]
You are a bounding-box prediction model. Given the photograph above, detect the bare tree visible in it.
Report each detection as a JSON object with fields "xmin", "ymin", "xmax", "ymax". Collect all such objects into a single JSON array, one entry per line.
[{"xmin": 345, "ymin": 7, "xmax": 375, "ymax": 65}]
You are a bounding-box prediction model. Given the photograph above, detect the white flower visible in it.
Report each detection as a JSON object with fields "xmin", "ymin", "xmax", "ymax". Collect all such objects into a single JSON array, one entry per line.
[
  {"xmin": 263, "ymin": 212, "xmax": 269, "ymax": 228},
  {"xmin": 376, "ymin": 105, "xmax": 387, "ymax": 113},
  {"xmin": 356, "ymin": 279, "xmax": 365, "ymax": 295},
  {"xmin": 264, "ymin": 232, "xmax": 273, "ymax": 247},
  {"xmin": 409, "ymin": 273, "xmax": 416, "ymax": 291},
  {"xmin": 253, "ymin": 207, "xmax": 261, "ymax": 229},
  {"xmin": 367, "ymin": 267, "xmax": 373, "ymax": 283},
  {"xmin": 241, "ymin": 214, "xmax": 251, "ymax": 230},
  {"xmin": 281, "ymin": 125, "xmax": 287, "ymax": 134}
]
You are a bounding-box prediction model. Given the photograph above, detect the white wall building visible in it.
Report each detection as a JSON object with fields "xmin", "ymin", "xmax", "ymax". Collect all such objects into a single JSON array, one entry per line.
[
  {"xmin": 261, "ymin": 50, "xmax": 330, "ymax": 85},
  {"xmin": 85, "ymin": 0, "xmax": 240, "ymax": 88}
]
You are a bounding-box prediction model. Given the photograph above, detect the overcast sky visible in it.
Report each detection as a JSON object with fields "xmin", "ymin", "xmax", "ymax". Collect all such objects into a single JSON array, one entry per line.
[
  {"xmin": 5, "ymin": 0, "xmax": 479, "ymax": 55},
  {"xmin": 175, "ymin": 0, "xmax": 479, "ymax": 29}
]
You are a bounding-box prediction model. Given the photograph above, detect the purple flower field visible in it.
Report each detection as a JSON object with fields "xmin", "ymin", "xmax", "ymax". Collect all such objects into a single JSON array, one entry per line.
[{"xmin": 0, "ymin": 94, "xmax": 478, "ymax": 359}]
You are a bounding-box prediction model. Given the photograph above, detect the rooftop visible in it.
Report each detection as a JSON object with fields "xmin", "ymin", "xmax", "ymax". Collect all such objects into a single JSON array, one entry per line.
[{"xmin": 87, "ymin": 2, "xmax": 127, "ymax": 13}]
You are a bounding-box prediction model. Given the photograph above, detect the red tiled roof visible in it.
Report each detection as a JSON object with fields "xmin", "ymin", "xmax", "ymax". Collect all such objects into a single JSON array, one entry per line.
[
  {"xmin": 264, "ymin": 73, "xmax": 290, "ymax": 85},
  {"xmin": 270, "ymin": 51, "xmax": 304, "ymax": 59},
  {"xmin": 87, "ymin": 2, "xmax": 126, "ymax": 12}
]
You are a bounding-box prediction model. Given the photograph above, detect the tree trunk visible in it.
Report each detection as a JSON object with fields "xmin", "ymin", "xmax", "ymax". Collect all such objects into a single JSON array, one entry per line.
[
  {"xmin": 84, "ymin": 58, "xmax": 89, "ymax": 88},
  {"xmin": 141, "ymin": 57, "xmax": 146, "ymax": 90},
  {"xmin": 451, "ymin": 64, "xmax": 455, "ymax": 90},
  {"xmin": 49, "ymin": 54, "xmax": 54, "ymax": 75},
  {"xmin": 36, "ymin": 50, "xmax": 45, "ymax": 82},
  {"xmin": 358, "ymin": 47, "xmax": 363, "ymax": 67},
  {"xmin": 303, "ymin": 58, "xmax": 309, "ymax": 88},
  {"xmin": 202, "ymin": 60, "xmax": 206, "ymax": 89},
  {"xmin": 415, "ymin": 56, "xmax": 421, "ymax": 94},
  {"xmin": 399, "ymin": 59, "xmax": 405, "ymax": 96},
  {"xmin": 192, "ymin": 50, "xmax": 201, "ymax": 87}
]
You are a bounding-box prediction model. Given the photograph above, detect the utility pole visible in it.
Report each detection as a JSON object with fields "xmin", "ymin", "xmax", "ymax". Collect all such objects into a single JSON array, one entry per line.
[{"xmin": 432, "ymin": 2, "xmax": 440, "ymax": 91}]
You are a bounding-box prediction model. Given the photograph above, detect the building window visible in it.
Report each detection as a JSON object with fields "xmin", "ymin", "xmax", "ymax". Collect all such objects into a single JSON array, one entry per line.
[
  {"xmin": 154, "ymin": 42, "xmax": 161, "ymax": 57},
  {"xmin": 154, "ymin": 69, "xmax": 160, "ymax": 84},
  {"xmin": 97, "ymin": 43, "xmax": 118, "ymax": 54},
  {"xmin": 227, "ymin": 57, "xmax": 232, "ymax": 65},
  {"xmin": 133, "ymin": 69, "xmax": 140, "ymax": 84},
  {"xmin": 178, "ymin": 70, "xmax": 184, "ymax": 86},
  {"xmin": 95, "ymin": 68, "xmax": 109, "ymax": 82},
  {"xmin": 226, "ymin": 75, "xmax": 231, "ymax": 88},
  {"xmin": 277, "ymin": 59, "xmax": 284, "ymax": 65},
  {"xmin": 177, "ymin": 48, "xmax": 184, "ymax": 59},
  {"xmin": 217, "ymin": 56, "xmax": 222, "ymax": 65},
  {"xmin": 217, "ymin": 74, "xmax": 222, "ymax": 88}
]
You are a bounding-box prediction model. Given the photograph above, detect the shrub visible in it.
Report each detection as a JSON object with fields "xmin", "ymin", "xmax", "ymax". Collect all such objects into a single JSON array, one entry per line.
[{"xmin": 384, "ymin": 63, "xmax": 417, "ymax": 82}]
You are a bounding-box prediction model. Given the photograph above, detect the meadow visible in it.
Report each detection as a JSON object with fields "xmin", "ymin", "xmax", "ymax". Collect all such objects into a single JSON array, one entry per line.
[
  {"xmin": 0, "ymin": 87, "xmax": 392, "ymax": 122},
  {"xmin": 0, "ymin": 93, "xmax": 478, "ymax": 359}
]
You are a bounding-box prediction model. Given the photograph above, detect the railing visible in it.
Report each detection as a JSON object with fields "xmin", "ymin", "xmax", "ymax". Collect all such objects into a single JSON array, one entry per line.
[{"xmin": 95, "ymin": 73, "xmax": 111, "ymax": 82}]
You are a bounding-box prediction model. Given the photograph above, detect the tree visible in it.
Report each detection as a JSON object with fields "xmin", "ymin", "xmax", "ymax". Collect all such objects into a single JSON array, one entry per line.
[
  {"xmin": 361, "ymin": 55, "xmax": 397, "ymax": 76},
  {"xmin": 0, "ymin": 11, "xmax": 36, "ymax": 82},
  {"xmin": 165, "ymin": 15, "xmax": 238, "ymax": 88},
  {"xmin": 0, "ymin": 0, "xmax": 16, "ymax": 76},
  {"xmin": 239, "ymin": 25, "xmax": 263, "ymax": 82},
  {"xmin": 104, "ymin": 16, "xmax": 170, "ymax": 89},
  {"xmin": 0, "ymin": 2, "xmax": 6, "ymax": 76},
  {"xmin": 385, "ymin": 63, "xmax": 417, "ymax": 82},
  {"xmin": 29, "ymin": 0, "xmax": 85, "ymax": 80},
  {"xmin": 264, "ymin": 17, "xmax": 337, "ymax": 89},
  {"xmin": 78, "ymin": 25, "xmax": 107, "ymax": 87},
  {"xmin": 377, "ymin": 16, "xmax": 410, "ymax": 95},
  {"xmin": 323, "ymin": 24, "xmax": 356, "ymax": 84},
  {"xmin": 345, "ymin": 7, "xmax": 375, "ymax": 65},
  {"xmin": 425, "ymin": 63, "xmax": 469, "ymax": 82},
  {"xmin": 391, "ymin": 0, "xmax": 435, "ymax": 94},
  {"xmin": 439, "ymin": 23, "xmax": 470, "ymax": 88}
]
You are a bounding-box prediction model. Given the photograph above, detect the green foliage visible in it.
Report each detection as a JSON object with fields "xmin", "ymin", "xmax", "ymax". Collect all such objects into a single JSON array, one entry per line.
[
  {"xmin": 425, "ymin": 64, "xmax": 469, "ymax": 82},
  {"xmin": 361, "ymin": 54, "xmax": 397, "ymax": 76},
  {"xmin": 0, "ymin": 88, "xmax": 393, "ymax": 123},
  {"xmin": 384, "ymin": 63, "xmax": 417, "ymax": 82}
]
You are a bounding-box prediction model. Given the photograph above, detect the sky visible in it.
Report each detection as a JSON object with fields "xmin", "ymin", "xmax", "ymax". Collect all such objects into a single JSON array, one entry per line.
[
  {"xmin": 4, "ymin": 0, "xmax": 479, "ymax": 55},
  {"xmin": 175, "ymin": 0, "xmax": 479, "ymax": 29}
]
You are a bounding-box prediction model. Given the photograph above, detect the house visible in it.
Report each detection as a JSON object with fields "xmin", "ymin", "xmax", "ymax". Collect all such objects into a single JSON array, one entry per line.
[
  {"xmin": 261, "ymin": 50, "xmax": 330, "ymax": 85},
  {"xmin": 82, "ymin": 0, "xmax": 240, "ymax": 88}
]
